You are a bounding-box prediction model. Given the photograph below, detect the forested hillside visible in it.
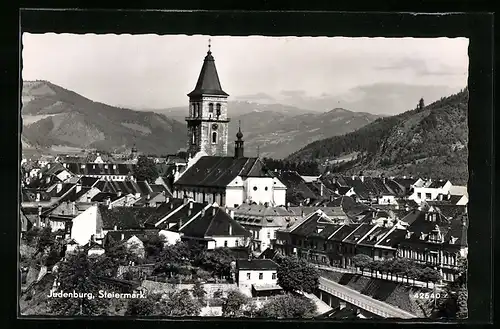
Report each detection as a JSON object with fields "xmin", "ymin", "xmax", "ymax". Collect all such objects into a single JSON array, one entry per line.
[{"xmin": 287, "ymin": 89, "xmax": 469, "ymax": 184}]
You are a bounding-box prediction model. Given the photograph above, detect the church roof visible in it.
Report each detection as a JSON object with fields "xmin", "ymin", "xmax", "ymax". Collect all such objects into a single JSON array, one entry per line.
[
  {"xmin": 174, "ymin": 156, "xmax": 273, "ymax": 188},
  {"xmin": 188, "ymin": 49, "xmax": 229, "ymax": 97}
]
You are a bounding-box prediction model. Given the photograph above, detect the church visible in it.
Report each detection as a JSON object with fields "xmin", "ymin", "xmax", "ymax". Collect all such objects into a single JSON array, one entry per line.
[{"xmin": 172, "ymin": 42, "xmax": 287, "ymax": 208}]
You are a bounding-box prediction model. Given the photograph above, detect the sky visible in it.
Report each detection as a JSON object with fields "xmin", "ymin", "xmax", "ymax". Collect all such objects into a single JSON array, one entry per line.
[{"xmin": 22, "ymin": 34, "xmax": 469, "ymax": 113}]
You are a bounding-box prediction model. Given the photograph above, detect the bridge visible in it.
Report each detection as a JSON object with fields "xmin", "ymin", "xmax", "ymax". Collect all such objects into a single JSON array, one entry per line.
[{"xmin": 317, "ymin": 276, "xmax": 417, "ymax": 319}]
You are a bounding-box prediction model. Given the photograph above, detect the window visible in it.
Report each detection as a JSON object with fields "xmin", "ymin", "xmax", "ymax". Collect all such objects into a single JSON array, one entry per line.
[
  {"xmin": 264, "ymin": 186, "xmax": 268, "ymax": 191},
  {"xmin": 235, "ymin": 240, "xmax": 239, "ymax": 247},
  {"xmin": 209, "ymin": 103, "xmax": 214, "ymax": 112},
  {"xmin": 212, "ymin": 132, "xmax": 217, "ymax": 144},
  {"xmin": 247, "ymin": 273, "xmax": 251, "ymax": 280},
  {"xmin": 259, "ymin": 273, "xmax": 263, "ymax": 280},
  {"xmin": 224, "ymin": 240, "xmax": 228, "ymax": 247},
  {"xmin": 272, "ymin": 273, "xmax": 276, "ymax": 280},
  {"xmin": 216, "ymin": 103, "xmax": 221, "ymax": 114},
  {"xmin": 417, "ymin": 192, "xmax": 422, "ymax": 198},
  {"xmin": 426, "ymin": 193, "xmax": 432, "ymax": 200},
  {"xmin": 253, "ymin": 186, "xmax": 258, "ymax": 191},
  {"xmin": 267, "ymin": 231, "xmax": 271, "ymax": 239},
  {"xmin": 192, "ymin": 130, "xmax": 197, "ymax": 144},
  {"xmin": 273, "ymin": 231, "xmax": 276, "ymax": 239}
]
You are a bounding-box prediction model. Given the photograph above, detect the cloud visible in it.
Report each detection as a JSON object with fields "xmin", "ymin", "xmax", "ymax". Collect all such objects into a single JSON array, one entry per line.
[
  {"xmin": 281, "ymin": 90, "xmax": 307, "ymax": 97},
  {"xmin": 376, "ymin": 57, "xmax": 464, "ymax": 77},
  {"xmin": 235, "ymin": 92, "xmax": 275, "ymax": 101}
]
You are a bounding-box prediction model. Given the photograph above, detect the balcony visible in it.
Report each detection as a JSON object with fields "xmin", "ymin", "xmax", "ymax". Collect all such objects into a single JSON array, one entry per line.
[{"xmin": 185, "ymin": 116, "xmax": 231, "ymax": 123}]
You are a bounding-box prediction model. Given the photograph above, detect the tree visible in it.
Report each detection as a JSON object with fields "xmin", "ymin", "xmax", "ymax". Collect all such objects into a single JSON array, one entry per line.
[
  {"xmin": 47, "ymin": 251, "xmax": 111, "ymax": 316},
  {"xmin": 125, "ymin": 295, "xmax": 160, "ymax": 316},
  {"xmin": 36, "ymin": 227, "xmax": 56, "ymax": 253},
  {"xmin": 257, "ymin": 294, "xmax": 317, "ymax": 318},
  {"xmin": 351, "ymin": 254, "xmax": 372, "ymax": 273},
  {"xmin": 276, "ymin": 256, "xmax": 319, "ymax": 293},
  {"xmin": 221, "ymin": 290, "xmax": 250, "ymax": 317},
  {"xmin": 418, "ymin": 98, "xmax": 425, "ymax": 111},
  {"xmin": 191, "ymin": 280, "xmax": 207, "ymax": 301},
  {"xmin": 24, "ymin": 227, "xmax": 41, "ymax": 246},
  {"xmin": 164, "ymin": 289, "xmax": 201, "ymax": 317},
  {"xmin": 196, "ymin": 248, "xmax": 235, "ymax": 279},
  {"xmin": 144, "ymin": 234, "xmax": 165, "ymax": 260},
  {"xmin": 154, "ymin": 241, "xmax": 191, "ymax": 276},
  {"xmin": 134, "ymin": 155, "xmax": 159, "ymax": 183}
]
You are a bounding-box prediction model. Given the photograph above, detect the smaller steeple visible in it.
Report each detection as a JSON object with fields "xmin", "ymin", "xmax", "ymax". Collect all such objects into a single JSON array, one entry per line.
[{"xmin": 234, "ymin": 120, "xmax": 244, "ymax": 159}]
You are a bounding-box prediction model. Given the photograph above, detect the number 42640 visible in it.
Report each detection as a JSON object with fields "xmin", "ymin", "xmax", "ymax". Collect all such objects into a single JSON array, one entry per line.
[{"xmin": 413, "ymin": 292, "xmax": 448, "ymax": 299}]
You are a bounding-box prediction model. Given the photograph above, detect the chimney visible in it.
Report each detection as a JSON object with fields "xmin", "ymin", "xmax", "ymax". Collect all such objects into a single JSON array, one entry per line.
[
  {"xmin": 86, "ymin": 195, "xmax": 91, "ymax": 203},
  {"xmin": 56, "ymin": 183, "xmax": 63, "ymax": 194},
  {"xmin": 320, "ymin": 183, "xmax": 324, "ymax": 196},
  {"xmin": 36, "ymin": 193, "xmax": 41, "ymax": 202},
  {"xmin": 179, "ymin": 218, "xmax": 183, "ymax": 229},
  {"xmin": 121, "ymin": 233, "xmax": 124, "ymax": 241},
  {"xmin": 201, "ymin": 209, "xmax": 206, "ymax": 217},
  {"xmin": 146, "ymin": 194, "xmax": 151, "ymax": 200},
  {"xmin": 91, "ymin": 234, "xmax": 95, "ymax": 242},
  {"xmin": 47, "ymin": 164, "xmax": 51, "ymax": 169},
  {"xmin": 212, "ymin": 207, "xmax": 216, "ymax": 216},
  {"xmin": 230, "ymin": 210, "xmax": 235, "ymax": 218},
  {"xmin": 76, "ymin": 183, "xmax": 82, "ymax": 194},
  {"xmin": 106, "ymin": 197, "xmax": 111, "ymax": 206},
  {"xmin": 189, "ymin": 201, "xmax": 193, "ymax": 209},
  {"xmin": 117, "ymin": 190, "xmax": 122, "ymax": 198},
  {"xmin": 165, "ymin": 197, "xmax": 170, "ymax": 204},
  {"xmin": 72, "ymin": 202, "xmax": 76, "ymax": 215},
  {"xmin": 229, "ymin": 225, "xmax": 233, "ymax": 236},
  {"xmin": 170, "ymin": 203, "xmax": 174, "ymax": 209},
  {"xmin": 114, "ymin": 225, "xmax": 117, "ymax": 230},
  {"xmin": 330, "ymin": 195, "xmax": 334, "ymax": 202}
]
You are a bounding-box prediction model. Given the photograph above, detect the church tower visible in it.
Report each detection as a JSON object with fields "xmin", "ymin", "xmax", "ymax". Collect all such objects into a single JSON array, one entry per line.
[{"xmin": 186, "ymin": 40, "xmax": 230, "ymax": 157}]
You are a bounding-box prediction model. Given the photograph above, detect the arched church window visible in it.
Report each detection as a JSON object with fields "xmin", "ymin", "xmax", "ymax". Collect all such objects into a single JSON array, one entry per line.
[
  {"xmin": 212, "ymin": 131, "xmax": 217, "ymax": 144},
  {"xmin": 192, "ymin": 129, "xmax": 197, "ymax": 144},
  {"xmin": 216, "ymin": 104, "xmax": 221, "ymax": 117},
  {"xmin": 209, "ymin": 103, "xmax": 214, "ymax": 112}
]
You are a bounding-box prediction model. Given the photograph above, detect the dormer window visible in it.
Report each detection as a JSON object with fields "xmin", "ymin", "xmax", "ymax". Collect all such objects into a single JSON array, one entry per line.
[
  {"xmin": 80, "ymin": 164, "xmax": 85, "ymax": 169},
  {"xmin": 405, "ymin": 231, "xmax": 412, "ymax": 239},
  {"xmin": 209, "ymin": 103, "xmax": 214, "ymax": 112},
  {"xmin": 317, "ymin": 228, "xmax": 323, "ymax": 234},
  {"xmin": 104, "ymin": 164, "xmax": 108, "ymax": 169},
  {"xmin": 449, "ymin": 236, "xmax": 458, "ymax": 244}
]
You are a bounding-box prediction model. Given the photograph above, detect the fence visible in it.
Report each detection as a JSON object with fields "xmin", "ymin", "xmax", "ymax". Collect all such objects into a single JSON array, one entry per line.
[{"xmin": 314, "ymin": 264, "xmax": 443, "ymax": 290}]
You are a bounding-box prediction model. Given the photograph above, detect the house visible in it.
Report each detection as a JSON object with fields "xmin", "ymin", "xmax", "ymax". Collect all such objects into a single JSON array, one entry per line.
[
  {"xmin": 179, "ymin": 202, "xmax": 252, "ymax": 250},
  {"xmin": 70, "ymin": 205, "xmax": 105, "ymax": 245},
  {"xmin": 353, "ymin": 224, "xmax": 399, "ymax": 261},
  {"xmin": 398, "ymin": 207, "xmax": 468, "ymax": 282},
  {"xmin": 273, "ymin": 170, "xmax": 317, "ymax": 206},
  {"xmin": 64, "ymin": 238, "xmax": 80, "ymax": 256},
  {"xmin": 273, "ymin": 209, "xmax": 343, "ymax": 266},
  {"xmin": 235, "ymin": 258, "xmax": 281, "ymax": 297},
  {"xmin": 84, "ymin": 239, "xmax": 106, "ymax": 257},
  {"xmin": 232, "ymin": 203, "xmax": 302, "ymax": 252},
  {"xmin": 65, "ymin": 163, "xmax": 135, "ymax": 181},
  {"xmin": 409, "ymin": 179, "xmax": 453, "ymax": 203},
  {"xmin": 173, "ymin": 153, "xmax": 287, "ymax": 207},
  {"xmin": 41, "ymin": 201, "xmax": 94, "ymax": 234},
  {"xmin": 124, "ymin": 235, "xmax": 146, "ymax": 258}
]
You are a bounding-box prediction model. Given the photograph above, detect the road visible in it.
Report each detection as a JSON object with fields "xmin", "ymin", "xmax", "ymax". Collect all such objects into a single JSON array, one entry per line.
[{"xmin": 318, "ymin": 276, "xmax": 417, "ymax": 319}]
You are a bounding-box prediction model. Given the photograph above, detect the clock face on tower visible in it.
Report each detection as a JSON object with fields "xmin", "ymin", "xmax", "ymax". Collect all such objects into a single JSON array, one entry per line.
[{"xmin": 212, "ymin": 123, "xmax": 218, "ymax": 130}]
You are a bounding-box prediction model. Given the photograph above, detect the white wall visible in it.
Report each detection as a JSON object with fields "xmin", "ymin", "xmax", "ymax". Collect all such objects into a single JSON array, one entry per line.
[
  {"xmin": 226, "ymin": 187, "xmax": 245, "ymax": 208},
  {"xmin": 49, "ymin": 220, "xmax": 66, "ymax": 232},
  {"xmin": 56, "ymin": 170, "xmax": 73, "ymax": 182},
  {"xmin": 237, "ymin": 269, "xmax": 277, "ymax": 289},
  {"xmin": 88, "ymin": 248, "xmax": 105, "ymax": 256},
  {"xmin": 210, "ymin": 236, "xmax": 248, "ymax": 249},
  {"xmin": 378, "ymin": 195, "xmax": 397, "ymax": 205},
  {"xmin": 71, "ymin": 205, "xmax": 99, "ymax": 245},
  {"xmin": 159, "ymin": 230, "xmax": 181, "ymax": 245},
  {"xmin": 245, "ymin": 177, "xmax": 275, "ymax": 205},
  {"xmin": 273, "ymin": 188, "xmax": 286, "ymax": 206}
]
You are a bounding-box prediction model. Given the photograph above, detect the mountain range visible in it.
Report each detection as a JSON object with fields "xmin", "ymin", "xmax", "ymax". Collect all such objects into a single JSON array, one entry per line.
[
  {"xmin": 21, "ymin": 81, "xmax": 186, "ymax": 155},
  {"xmin": 22, "ymin": 81, "xmax": 380, "ymax": 158},
  {"xmin": 287, "ymin": 89, "xmax": 469, "ymax": 184}
]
